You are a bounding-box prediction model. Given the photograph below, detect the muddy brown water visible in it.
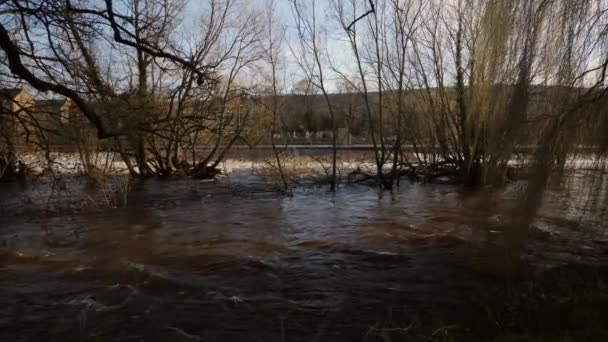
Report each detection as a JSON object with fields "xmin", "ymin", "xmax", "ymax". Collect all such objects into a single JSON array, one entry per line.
[{"xmin": 0, "ymin": 170, "xmax": 607, "ymax": 341}]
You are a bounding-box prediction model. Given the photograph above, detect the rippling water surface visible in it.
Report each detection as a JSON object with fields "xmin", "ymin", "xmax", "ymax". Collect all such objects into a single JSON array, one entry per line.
[{"xmin": 1, "ymin": 170, "xmax": 606, "ymax": 341}]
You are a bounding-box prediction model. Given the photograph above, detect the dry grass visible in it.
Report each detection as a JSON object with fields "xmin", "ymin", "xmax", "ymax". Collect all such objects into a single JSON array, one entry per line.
[
  {"xmin": 79, "ymin": 174, "xmax": 131, "ymax": 211},
  {"xmin": 253, "ymin": 155, "xmax": 373, "ymax": 187}
]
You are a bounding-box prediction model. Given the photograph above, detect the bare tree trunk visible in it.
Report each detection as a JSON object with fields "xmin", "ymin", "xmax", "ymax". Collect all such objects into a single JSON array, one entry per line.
[
  {"xmin": 0, "ymin": 115, "xmax": 18, "ymax": 181},
  {"xmin": 454, "ymin": 2, "xmax": 476, "ymax": 186},
  {"xmin": 0, "ymin": 151, "xmax": 17, "ymax": 182},
  {"xmin": 291, "ymin": 0, "xmax": 338, "ymax": 191},
  {"xmin": 265, "ymin": 0, "xmax": 289, "ymax": 191}
]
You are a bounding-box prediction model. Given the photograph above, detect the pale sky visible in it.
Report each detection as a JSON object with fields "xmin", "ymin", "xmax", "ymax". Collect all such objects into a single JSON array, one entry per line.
[{"xmin": 181, "ymin": 0, "xmax": 360, "ymax": 93}]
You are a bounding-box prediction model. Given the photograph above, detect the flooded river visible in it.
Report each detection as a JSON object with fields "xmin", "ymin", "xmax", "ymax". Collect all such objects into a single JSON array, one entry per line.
[{"xmin": 1, "ymin": 169, "xmax": 607, "ymax": 341}]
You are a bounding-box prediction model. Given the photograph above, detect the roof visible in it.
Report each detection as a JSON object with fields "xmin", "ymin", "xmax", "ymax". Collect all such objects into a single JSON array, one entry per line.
[
  {"xmin": 34, "ymin": 99, "xmax": 69, "ymax": 113},
  {"xmin": 0, "ymin": 88, "xmax": 23, "ymax": 99}
]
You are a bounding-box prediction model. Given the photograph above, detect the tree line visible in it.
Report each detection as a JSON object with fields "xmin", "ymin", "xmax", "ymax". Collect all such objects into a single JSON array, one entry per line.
[{"xmin": 0, "ymin": 0, "xmax": 606, "ymax": 195}]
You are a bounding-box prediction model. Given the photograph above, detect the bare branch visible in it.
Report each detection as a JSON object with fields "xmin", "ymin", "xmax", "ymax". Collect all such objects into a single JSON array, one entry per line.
[{"xmin": 346, "ymin": 0, "xmax": 375, "ymax": 32}]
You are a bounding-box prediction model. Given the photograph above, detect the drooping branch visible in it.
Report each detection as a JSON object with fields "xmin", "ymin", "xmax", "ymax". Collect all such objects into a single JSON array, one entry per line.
[
  {"xmin": 0, "ymin": 0, "xmax": 218, "ymax": 139},
  {"xmin": 0, "ymin": 23, "xmax": 115, "ymax": 138},
  {"xmin": 64, "ymin": 0, "xmax": 215, "ymax": 85},
  {"xmin": 103, "ymin": 0, "xmax": 212, "ymax": 85}
]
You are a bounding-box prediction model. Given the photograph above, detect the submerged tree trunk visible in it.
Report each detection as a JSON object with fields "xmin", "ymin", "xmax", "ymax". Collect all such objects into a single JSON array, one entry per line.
[
  {"xmin": 0, "ymin": 151, "xmax": 17, "ymax": 181},
  {"xmin": 454, "ymin": 4, "xmax": 475, "ymax": 186},
  {"xmin": 134, "ymin": 135, "xmax": 151, "ymax": 177}
]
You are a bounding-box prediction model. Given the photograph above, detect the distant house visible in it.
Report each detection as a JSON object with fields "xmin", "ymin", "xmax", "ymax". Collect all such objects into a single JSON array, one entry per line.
[
  {"xmin": 0, "ymin": 88, "xmax": 84, "ymax": 149},
  {"xmin": 35, "ymin": 99, "xmax": 74, "ymax": 124},
  {"xmin": 0, "ymin": 88, "xmax": 34, "ymax": 113},
  {"xmin": 31, "ymin": 98, "xmax": 78, "ymax": 146},
  {"xmin": 0, "ymin": 88, "xmax": 34, "ymax": 149}
]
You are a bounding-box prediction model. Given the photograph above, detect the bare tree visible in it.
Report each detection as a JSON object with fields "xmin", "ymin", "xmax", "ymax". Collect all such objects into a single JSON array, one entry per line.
[
  {"xmin": 262, "ymin": 0, "xmax": 289, "ymax": 190},
  {"xmin": 290, "ymin": 0, "xmax": 339, "ymax": 191},
  {"xmin": 334, "ymin": 0, "xmax": 397, "ymax": 189}
]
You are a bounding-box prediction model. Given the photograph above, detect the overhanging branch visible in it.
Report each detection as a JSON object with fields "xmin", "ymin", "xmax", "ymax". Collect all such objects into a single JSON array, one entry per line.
[
  {"xmin": 0, "ymin": 23, "xmax": 117, "ymax": 138},
  {"xmin": 104, "ymin": 0, "xmax": 210, "ymax": 85}
]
